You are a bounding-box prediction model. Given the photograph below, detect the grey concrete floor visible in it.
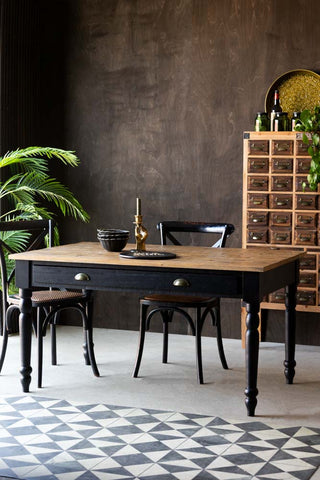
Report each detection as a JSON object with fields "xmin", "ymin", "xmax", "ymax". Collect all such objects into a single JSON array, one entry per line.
[{"xmin": 1, "ymin": 326, "xmax": 320, "ymax": 478}]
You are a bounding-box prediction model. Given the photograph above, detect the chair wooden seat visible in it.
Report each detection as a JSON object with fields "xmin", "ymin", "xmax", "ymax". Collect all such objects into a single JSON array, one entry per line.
[
  {"xmin": 133, "ymin": 221, "xmax": 235, "ymax": 384},
  {"xmin": 142, "ymin": 294, "xmax": 218, "ymax": 307}
]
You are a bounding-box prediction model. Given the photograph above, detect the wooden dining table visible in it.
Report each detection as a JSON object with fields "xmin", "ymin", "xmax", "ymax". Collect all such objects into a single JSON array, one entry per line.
[{"xmin": 11, "ymin": 242, "xmax": 302, "ymax": 416}]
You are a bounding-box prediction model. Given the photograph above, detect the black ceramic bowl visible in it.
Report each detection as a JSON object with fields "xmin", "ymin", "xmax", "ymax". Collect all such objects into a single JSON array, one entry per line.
[
  {"xmin": 98, "ymin": 236, "xmax": 129, "ymax": 252},
  {"xmin": 97, "ymin": 228, "xmax": 129, "ymax": 237}
]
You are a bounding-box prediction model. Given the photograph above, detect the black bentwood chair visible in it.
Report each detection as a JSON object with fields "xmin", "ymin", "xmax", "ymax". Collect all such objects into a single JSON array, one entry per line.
[
  {"xmin": 133, "ymin": 221, "xmax": 235, "ymax": 384},
  {"xmin": 0, "ymin": 219, "xmax": 99, "ymax": 387}
]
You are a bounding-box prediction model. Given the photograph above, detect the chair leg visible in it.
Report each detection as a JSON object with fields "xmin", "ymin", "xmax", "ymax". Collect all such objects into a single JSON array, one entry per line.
[
  {"xmin": 133, "ymin": 303, "xmax": 148, "ymax": 377},
  {"xmin": 37, "ymin": 308, "xmax": 44, "ymax": 388},
  {"xmin": 161, "ymin": 310, "xmax": 173, "ymax": 364},
  {"xmin": 211, "ymin": 305, "xmax": 228, "ymax": 370},
  {"xmin": 84, "ymin": 299, "xmax": 99, "ymax": 377},
  {"xmin": 0, "ymin": 313, "xmax": 9, "ymax": 372},
  {"xmin": 195, "ymin": 307, "xmax": 204, "ymax": 384},
  {"xmin": 51, "ymin": 312, "xmax": 58, "ymax": 366}
]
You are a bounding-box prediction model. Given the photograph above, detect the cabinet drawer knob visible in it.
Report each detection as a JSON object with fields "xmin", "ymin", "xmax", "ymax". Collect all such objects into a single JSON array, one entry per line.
[
  {"xmin": 74, "ymin": 273, "xmax": 90, "ymax": 281},
  {"xmin": 173, "ymin": 278, "xmax": 190, "ymax": 287}
]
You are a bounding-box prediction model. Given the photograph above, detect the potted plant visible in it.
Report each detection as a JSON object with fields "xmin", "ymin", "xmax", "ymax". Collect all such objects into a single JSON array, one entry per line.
[
  {"xmin": 0, "ymin": 146, "xmax": 89, "ymax": 332},
  {"xmin": 295, "ymin": 106, "xmax": 320, "ymax": 191}
]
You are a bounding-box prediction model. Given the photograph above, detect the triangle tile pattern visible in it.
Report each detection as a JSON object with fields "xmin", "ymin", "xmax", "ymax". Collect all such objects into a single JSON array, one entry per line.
[{"xmin": 0, "ymin": 396, "xmax": 319, "ymax": 479}]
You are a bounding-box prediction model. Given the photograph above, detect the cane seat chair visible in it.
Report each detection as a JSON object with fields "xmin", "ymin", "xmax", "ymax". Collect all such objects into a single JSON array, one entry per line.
[
  {"xmin": 133, "ymin": 221, "xmax": 235, "ymax": 384},
  {"xmin": 0, "ymin": 219, "xmax": 99, "ymax": 387}
]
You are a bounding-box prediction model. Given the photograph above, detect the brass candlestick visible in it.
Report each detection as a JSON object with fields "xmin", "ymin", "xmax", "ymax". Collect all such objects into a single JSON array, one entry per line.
[{"xmin": 134, "ymin": 198, "xmax": 148, "ymax": 251}]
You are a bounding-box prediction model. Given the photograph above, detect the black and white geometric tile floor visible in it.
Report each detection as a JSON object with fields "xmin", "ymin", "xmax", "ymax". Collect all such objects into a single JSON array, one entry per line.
[{"xmin": 0, "ymin": 396, "xmax": 320, "ymax": 480}]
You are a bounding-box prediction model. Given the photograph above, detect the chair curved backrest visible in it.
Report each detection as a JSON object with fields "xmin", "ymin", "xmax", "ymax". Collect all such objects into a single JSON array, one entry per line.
[
  {"xmin": 0, "ymin": 219, "xmax": 54, "ymax": 334},
  {"xmin": 157, "ymin": 221, "xmax": 235, "ymax": 248}
]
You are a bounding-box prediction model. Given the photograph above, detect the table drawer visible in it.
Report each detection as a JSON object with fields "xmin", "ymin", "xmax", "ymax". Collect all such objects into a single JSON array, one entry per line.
[
  {"xmin": 271, "ymin": 158, "xmax": 293, "ymax": 173},
  {"xmin": 269, "ymin": 194, "xmax": 292, "ymax": 209},
  {"xmin": 247, "ymin": 211, "xmax": 268, "ymax": 226},
  {"xmin": 295, "ymin": 213, "xmax": 317, "ymax": 228},
  {"xmin": 248, "ymin": 193, "xmax": 268, "ymax": 209},
  {"xmin": 296, "ymin": 195, "xmax": 318, "ymax": 210},
  {"xmin": 270, "ymin": 212, "xmax": 291, "ymax": 227},
  {"xmin": 299, "ymin": 254, "xmax": 316, "ymax": 270},
  {"xmin": 248, "ymin": 140, "xmax": 269, "ymax": 155},
  {"xmin": 296, "ymin": 158, "xmax": 311, "ymax": 173},
  {"xmin": 296, "ymin": 290, "xmax": 316, "ymax": 306},
  {"xmin": 248, "ymin": 176, "xmax": 269, "ymax": 191},
  {"xmin": 271, "ymin": 140, "xmax": 293, "ymax": 155},
  {"xmin": 296, "ymin": 140, "xmax": 311, "ymax": 156},
  {"xmin": 269, "ymin": 288, "xmax": 285, "ymax": 303},
  {"xmin": 271, "ymin": 176, "xmax": 293, "ymax": 192},
  {"xmin": 247, "ymin": 228, "xmax": 268, "ymax": 244},
  {"xmin": 299, "ymin": 272, "xmax": 317, "ymax": 288},
  {"xmin": 32, "ymin": 264, "xmax": 242, "ymax": 297},
  {"xmin": 295, "ymin": 229, "xmax": 317, "ymax": 246},
  {"xmin": 270, "ymin": 227, "xmax": 291, "ymax": 245},
  {"xmin": 295, "ymin": 176, "xmax": 312, "ymax": 192},
  {"xmin": 248, "ymin": 158, "xmax": 268, "ymax": 173}
]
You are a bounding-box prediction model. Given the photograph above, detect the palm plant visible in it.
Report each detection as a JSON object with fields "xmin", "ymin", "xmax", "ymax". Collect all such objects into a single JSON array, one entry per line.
[
  {"xmin": 0, "ymin": 146, "xmax": 89, "ymax": 224},
  {"xmin": 0, "ymin": 146, "xmax": 89, "ymax": 295}
]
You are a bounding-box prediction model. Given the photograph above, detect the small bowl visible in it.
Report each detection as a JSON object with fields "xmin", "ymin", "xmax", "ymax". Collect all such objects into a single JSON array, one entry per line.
[
  {"xmin": 98, "ymin": 236, "xmax": 129, "ymax": 252},
  {"xmin": 97, "ymin": 228, "xmax": 129, "ymax": 237}
]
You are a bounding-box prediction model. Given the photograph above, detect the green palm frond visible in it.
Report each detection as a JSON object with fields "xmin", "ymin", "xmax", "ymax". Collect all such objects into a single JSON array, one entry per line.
[{"xmin": 0, "ymin": 147, "xmax": 89, "ymax": 224}]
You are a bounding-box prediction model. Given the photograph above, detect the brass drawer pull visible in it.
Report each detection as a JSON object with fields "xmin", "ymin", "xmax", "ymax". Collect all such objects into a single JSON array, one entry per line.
[
  {"xmin": 274, "ymin": 217, "xmax": 288, "ymax": 224},
  {"xmin": 275, "ymin": 181, "xmax": 289, "ymax": 188},
  {"xmin": 298, "ymin": 163, "xmax": 309, "ymax": 171},
  {"xmin": 173, "ymin": 278, "xmax": 190, "ymax": 287},
  {"xmin": 275, "ymin": 142, "xmax": 291, "ymax": 152},
  {"xmin": 300, "ymin": 277, "xmax": 313, "ymax": 284},
  {"xmin": 276, "ymin": 200, "xmax": 288, "ymax": 206},
  {"xmin": 298, "ymin": 216, "xmax": 312, "ymax": 224},
  {"xmin": 274, "ymin": 161, "xmax": 291, "ymax": 169},
  {"xmin": 300, "ymin": 199, "xmax": 313, "ymax": 206},
  {"xmin": 253, "ymin": 200, "xmax": 263, "ymax": 205},
  {"xmin": 251, "ymin": 181, "xmax": 266, "ymax": 188},
  {"xmin": 252, "ymin": 216, "xmax": 265, "ymax": 223},
  {"xmin": 250, "ymin": 233, "xmax": 263, "ymax": 240},
  {"xmin": 298, "ymin": 235, "xmax": 312, "ymax": 242},
  {"xmin": 250, "ymin": 142, "xmax": 265, "ymax": 151},
  {"xmin": 74, "ymin": 273, "xmax": 90, "ymax": 281},
  {"xmin": 275, "ymin": 234, "xmax": 288, "ymax": 241}
]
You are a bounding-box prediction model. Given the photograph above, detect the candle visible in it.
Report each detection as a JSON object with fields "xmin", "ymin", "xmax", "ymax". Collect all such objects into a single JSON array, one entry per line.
[{"xmin": 136, "ymin": 197, "xmax": 141, "ymax": 216}]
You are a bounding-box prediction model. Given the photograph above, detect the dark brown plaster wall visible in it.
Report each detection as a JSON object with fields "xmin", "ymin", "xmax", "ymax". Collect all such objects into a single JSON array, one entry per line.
[{"xmin": 3, "ymin": 0, "xmax": 320, "ymax": 344}]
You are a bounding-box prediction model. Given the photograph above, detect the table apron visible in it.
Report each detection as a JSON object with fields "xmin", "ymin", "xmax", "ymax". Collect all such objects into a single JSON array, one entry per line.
[{"xmin": 29, "ymin": 263, "xmax": 244, "ymax": 297}]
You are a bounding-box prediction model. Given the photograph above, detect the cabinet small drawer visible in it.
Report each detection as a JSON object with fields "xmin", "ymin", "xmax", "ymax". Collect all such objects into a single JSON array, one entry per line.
[
  {"xmin": 299, "ymin": 272, "xmax": 317, "ymax": 288},
  {"xmin": 247, "ymin": 193, "xmax": 268, "ymax": 209},
  {"xmin": 295, "ymin": 229, "xmax": 317, "ymax": 246},
  {"xmin": 269, "ymin": 194, "xmax": 292, "ymax": 209},
  {"xmin": 296, "ymin": 140, "xmax": 311, "ymax": 156},
  {"xmin": 299, "ymin": 254, "xmax": 316, "ymax": 270},
  {"xmin": 270, "ymin": 212, "xmax": 291, "ymax": 227},
  {"xmin": 247, "ymin": 211, "xmax": 268, "ymax": 226},
  {"xmin": 296, "ymin": 195, "xmax": 318, "ymax": 210},
  {"xmin": 248, "ymin": 176, "xmax": 269, "ymax": 191},
  {"xmin": 270, "ymin": 227, "xmax": 291, "ymax": 244},
  {"xmin": 296, "ymin": 158, "xmax": 311, "ymax": 173},
  {"xmin": 295, "ymin": 177, "xmax": 312, "ymax": 192},
  {"xmin": 247, "ymin": 228, "xmax": 268, "ymax": 243},
  {"xmin": 271, "ymin": 140, "xmax": 293, "ymax": 155},
  {"xmin": 271, "ymin": 158, "xmax": 293, "ymax": 173},
  {"xmin": 269, "ymin": 288, "xmax": 285, "ymax": 303},
  {"xmin": 248, "ymin": 140, "xmax": 269, "ymax": 155},
  {"xmin": 271, "ymin": 176, "xmax": 293, "ymax": 191},
  {"xmin": 248, "ymin": 158, "xmax": 268, "ymax": 173},
  {"xmin": 295, "ymin": 213, "xmax": 317, "ymax": 228},
  {"xmin": 296, "ymin": 290, "xmax": 316, "ymax": 305}
]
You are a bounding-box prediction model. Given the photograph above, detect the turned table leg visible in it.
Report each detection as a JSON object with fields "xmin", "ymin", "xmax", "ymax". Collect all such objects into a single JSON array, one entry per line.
[
  {"xmin": 19, "ymin": 288, "xmax": 33, "ymax": 392},
  {"xmin": 244, "ymin": 300, "xmax": 260, "ymax": 416}
]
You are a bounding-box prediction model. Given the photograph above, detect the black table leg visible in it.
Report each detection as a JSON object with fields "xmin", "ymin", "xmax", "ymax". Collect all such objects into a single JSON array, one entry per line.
[
  {"xmin": 19, "ymin": 288, "xmax": 33, "ymax": 392},
  {"xmin": 284, "ymin": 278, "xmax": 297, "ymax": 384},
  {"xmin": 244, "ymin": 300, "xmax": 260, "ymax": 416}
]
